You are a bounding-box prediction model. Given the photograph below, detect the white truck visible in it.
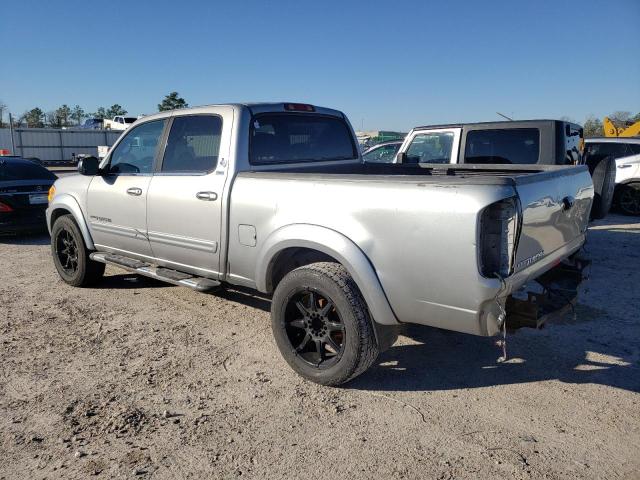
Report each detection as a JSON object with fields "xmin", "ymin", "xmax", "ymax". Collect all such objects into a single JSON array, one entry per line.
[{"xmin": 103, "ymin": 116, "xmax": 138, "ymax": 131}]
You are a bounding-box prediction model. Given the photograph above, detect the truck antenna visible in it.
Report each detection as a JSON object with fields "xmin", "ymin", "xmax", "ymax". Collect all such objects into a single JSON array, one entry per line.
[{"xmin": 496, "ymin": 112, "xmax": 514, "ymax": 121}]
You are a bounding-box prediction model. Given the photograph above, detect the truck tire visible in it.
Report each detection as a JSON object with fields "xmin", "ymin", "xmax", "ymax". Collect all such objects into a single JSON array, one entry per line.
[
  {"xmin": 616, "ymin": 182, "xmax": 640, "ymax": 216},
  {"xmin": 271, "ymin": 262, "xmax": 380, "ymax": 386},
  {"xmin": 587, "ymin": 156, "xmax": 616, "ymax": 220},
  {"xmin": 51, "ymin": 214, "xmax": 105, "ymax": 287}
]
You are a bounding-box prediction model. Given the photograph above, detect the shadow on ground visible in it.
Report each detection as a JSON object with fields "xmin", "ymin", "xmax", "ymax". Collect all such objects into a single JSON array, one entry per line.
[
  {"xmin": 347, "ymin": 317, "xmax": 639, "ymax": 394},
  {"xmin": 0, "ymin": 232, "xmax": 50, "ymax": 246}
]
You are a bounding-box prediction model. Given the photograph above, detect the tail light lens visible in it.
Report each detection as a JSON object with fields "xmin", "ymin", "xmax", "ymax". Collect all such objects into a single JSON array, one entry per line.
[
  {"xmin": 0, "ymin": 201, "xmax": 13, "ymax": 213},
  {"xmin": 479, "ymin": 197, "xmax": 520, "ymax": 278}
]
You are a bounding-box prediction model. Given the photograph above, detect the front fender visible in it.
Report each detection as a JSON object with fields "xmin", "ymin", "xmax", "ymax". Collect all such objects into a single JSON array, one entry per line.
[
  {"xmin": 255, "ymin": 224, "xmax": 399, "ymax": 325},
  {"xmin": 46, "ymin": 193, "xmax": 95, "ymax": 250}
]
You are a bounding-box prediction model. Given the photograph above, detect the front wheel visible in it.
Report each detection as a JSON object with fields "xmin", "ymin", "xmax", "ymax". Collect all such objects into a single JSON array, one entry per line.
[
  {"xmin": 271, "ymin": 262, "xmax": 380, "ymax": 386},
  {"xmin": 51, "ymin": 214, "xmax": 105, "ymax": 287}
]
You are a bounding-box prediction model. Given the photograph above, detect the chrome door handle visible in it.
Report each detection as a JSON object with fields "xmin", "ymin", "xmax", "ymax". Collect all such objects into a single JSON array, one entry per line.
[
  {"xmin": 126, "ymin": 187, "xmax": 142, "ymax": 196},
  {"xmin": 196, "ymin": 191, "xmax": 218, "ymax": 201}
]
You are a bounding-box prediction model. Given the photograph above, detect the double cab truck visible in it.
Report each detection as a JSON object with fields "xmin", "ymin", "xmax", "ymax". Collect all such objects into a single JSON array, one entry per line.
[
  {"xmin": 389, "ymin": 120, "xmax": 615, "ymax": 219},
  {"xmin": 47, "ymin": 103, "xmax": 594, "ymax": 385}
]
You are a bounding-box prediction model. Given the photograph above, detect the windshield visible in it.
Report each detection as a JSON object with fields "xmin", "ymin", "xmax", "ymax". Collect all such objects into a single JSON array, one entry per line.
[
  {"xmin": 0, "ymin": 160, "xmax": 56, "ymax": 181},
  {"xmin": 363, "ymin": 143, "xmax": 401, "ymax": 163},
  {"xmin": 124, "ymin": 117, "xmax": 137, "ymax": 124},
  {"xmin": 250, "ymin": 114, "xmax": 357, "ymax": 164}
]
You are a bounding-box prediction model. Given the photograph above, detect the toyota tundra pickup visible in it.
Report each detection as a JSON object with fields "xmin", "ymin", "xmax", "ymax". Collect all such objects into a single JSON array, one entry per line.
[{"xmin": 46, "ymin": 103, "xmax": 594, "ymax": 385}]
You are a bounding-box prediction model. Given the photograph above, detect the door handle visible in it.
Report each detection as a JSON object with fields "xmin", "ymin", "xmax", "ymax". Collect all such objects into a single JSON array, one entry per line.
[
  {"xmin": 126, "ymin": 187, "xmax": 142, "ymax": 196},
  {"xmin": 618, "ymin": 164, "xmax": 631, "ymax": 169},
  {"xmin": 196, "ymin": 191, "xmax": 218, "ymax": 201}
]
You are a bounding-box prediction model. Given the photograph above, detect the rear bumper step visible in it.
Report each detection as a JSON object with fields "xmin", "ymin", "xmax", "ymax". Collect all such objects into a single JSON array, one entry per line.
[
  {"xmin": 90, "ymin": 253, "xmax": 220, "ymax": 292},
  {"xmin": 506, "ymin": 253, "xmax": 590, "ymax": 329}
]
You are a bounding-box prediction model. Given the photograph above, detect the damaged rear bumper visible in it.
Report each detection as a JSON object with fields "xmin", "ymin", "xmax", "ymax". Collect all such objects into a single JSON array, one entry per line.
[{"xmin": 505, "ymin": 253, "xmax": 590, "ymax": 330}]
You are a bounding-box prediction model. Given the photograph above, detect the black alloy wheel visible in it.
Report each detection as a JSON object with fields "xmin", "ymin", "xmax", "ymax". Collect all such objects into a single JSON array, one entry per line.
[
  {"xmin": 284, "ymin": 288, "xmax": 346, "ymax": 368},
  {"xmin": 270, "ymin": 262, "xmax": 381, "ymax": 386},
  {"xmin": 55, "ymin": 228, "xmax": 79, "ymax": 275},
  {"xmin": 50, "ymin": 214, "xmax": 105, "ymax": 287}
]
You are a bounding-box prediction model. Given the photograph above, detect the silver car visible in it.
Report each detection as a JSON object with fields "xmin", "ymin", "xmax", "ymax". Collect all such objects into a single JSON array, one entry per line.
[{"xmin": 47, "ymin": 102, "xmax": 594, "ymax": 385}]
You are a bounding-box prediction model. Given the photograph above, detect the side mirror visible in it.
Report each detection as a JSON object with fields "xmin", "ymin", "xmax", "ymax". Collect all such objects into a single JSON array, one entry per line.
[
  {"xmin": 396, "ymin": 152, "xmax": 406, "ymax": 164},
  {"xmin": 78, "ymin": 156, "xmax": 100, "ymax": 176}
]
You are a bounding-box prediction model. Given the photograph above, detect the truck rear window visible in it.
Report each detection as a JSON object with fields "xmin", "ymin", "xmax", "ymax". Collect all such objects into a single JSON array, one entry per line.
[
  {"xmin": 464, "ymin": 128, "xmax": 540, "ymax": 165},
  {"xmin": 250, "ymin": 114, "xmax": 357, "ymax": 164}
]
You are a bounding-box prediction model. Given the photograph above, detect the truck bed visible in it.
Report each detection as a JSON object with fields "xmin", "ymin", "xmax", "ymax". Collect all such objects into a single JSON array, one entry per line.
[
  {"xmin": 230, "ymin": 162, "xmax": 593, "ymax": 336},
  {"xmin": 251, "ymin": 161, "xmax": 588, "ymax": 186}
]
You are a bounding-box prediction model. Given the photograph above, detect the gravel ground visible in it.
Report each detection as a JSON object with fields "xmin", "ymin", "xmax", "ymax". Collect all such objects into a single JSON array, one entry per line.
[{"xmin": 1, "ymin": 214, "xmax": 639, "ymax": 479}]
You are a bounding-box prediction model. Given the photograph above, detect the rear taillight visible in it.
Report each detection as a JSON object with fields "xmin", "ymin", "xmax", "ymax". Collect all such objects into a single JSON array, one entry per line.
[
  {"xmin": 479, "ymin": 197, "xmax": 520, "ymax": 278},
  {"xmin": 0, "ymin": 201, "xmax": 13, "ymax": 213}
]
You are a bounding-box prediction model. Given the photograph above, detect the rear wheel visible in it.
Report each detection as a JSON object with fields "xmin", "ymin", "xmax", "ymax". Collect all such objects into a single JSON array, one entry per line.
[
  {"xmin": 51, "ymin": 215, "xmax": 105, "ymax": 287},
  {"xmin": 587, "ymin": 156, "xmax": 616, "ymax": 219},
  {"xmin": 617, "ymin": 183, "xmax": 640, "ymax": 216},
  {"xmin": 271, "ymin": 262, "xmax": 379, "ymax": 386}
]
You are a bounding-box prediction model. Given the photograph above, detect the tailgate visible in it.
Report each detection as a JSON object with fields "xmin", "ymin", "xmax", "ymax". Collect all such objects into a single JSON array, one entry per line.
[{"xmin": 513, "ymin": 166, "xmax": 593, "ymax": 274}]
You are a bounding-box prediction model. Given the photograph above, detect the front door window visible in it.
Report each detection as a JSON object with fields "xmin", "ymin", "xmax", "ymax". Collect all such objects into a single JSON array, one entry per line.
[{"xmin": 108, "ymin": 120, "xmax": 165, "ymax": 174}]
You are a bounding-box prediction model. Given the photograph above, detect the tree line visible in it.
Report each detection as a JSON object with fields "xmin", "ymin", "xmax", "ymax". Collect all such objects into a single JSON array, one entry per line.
[
  {"xmin": 0, "ymin": 97, "xmax": 637, "ymax": 134},
  {"xmin": 0, "ymin": 92, "xmax": 188, "ymax": 129}
]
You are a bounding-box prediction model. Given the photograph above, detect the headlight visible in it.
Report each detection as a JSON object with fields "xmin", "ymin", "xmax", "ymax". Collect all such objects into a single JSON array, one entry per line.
[
  {"xmin": 479, "ymin": 197, "xmax": 520, "ymax": 278},
  {"xmin": 48, "ymin": 185, "xmax": 56, "ymax": 203}
]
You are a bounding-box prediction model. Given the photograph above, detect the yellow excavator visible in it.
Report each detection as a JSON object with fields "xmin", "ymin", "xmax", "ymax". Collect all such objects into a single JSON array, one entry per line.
[{"xmin": 603, "ymin": 117, "xmax": 640, "ymax": 137}]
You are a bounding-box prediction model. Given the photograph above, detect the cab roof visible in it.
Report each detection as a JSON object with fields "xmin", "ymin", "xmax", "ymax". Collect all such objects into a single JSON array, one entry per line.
[
  {"xmin": 138, "ymin": 102, "xmax": 345, "ymax": 123},
  {"xmin": 412, "ymin": 119, "xmax": 582, "ymax": 132}
]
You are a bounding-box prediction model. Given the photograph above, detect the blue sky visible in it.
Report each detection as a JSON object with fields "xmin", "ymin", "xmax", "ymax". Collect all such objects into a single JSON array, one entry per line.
[{"xmin": 1, "ymin": 0, "xmax": 638, "ymax": 131}]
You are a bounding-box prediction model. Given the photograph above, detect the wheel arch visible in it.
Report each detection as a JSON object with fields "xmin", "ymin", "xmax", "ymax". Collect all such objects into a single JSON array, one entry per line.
[
  {"xmin": 256, "ymin": 224, "xmax": 399, "ymax": 326},
  {"xmin": 47, "ymin": 194, "xmax": 95, "ymax": 250}
]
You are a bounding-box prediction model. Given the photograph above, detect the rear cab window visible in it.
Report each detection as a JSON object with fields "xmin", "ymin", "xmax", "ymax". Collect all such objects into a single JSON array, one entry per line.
[
  {"xmin": 250, "ymin": 114, "xmax": 357, "ymax": 165},
  {"xmin": 464, "ymin": 128, "xmax": 540, "ymax": 164}
]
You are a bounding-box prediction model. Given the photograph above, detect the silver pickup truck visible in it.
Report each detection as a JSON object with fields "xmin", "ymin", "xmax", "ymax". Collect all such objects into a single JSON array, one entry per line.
[{"xmin": 46, "ymin": 103, "xmax": 594, "ymax": 385}]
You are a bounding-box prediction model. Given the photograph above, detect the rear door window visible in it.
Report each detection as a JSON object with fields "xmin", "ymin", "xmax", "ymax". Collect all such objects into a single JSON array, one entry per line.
[
  {"xmin": 250, "ymin": 114, "xmax": 357, "ymax": 164},
  {"xmin": 161, "ymin": 115, "xmax": 222, "ymax": 173},
  {"xmin": 465, "ymin": 129, "xmax": 540, "ymax": 164},
  {"xmin": 404, "ymin": 132, "xmax": 455, "ymax": 164}
]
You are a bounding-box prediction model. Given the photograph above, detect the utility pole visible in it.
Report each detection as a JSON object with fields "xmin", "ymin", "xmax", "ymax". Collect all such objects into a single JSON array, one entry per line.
[{"xmin": 8, "ymin": 113, "xmax": 16, "ymax": 154}]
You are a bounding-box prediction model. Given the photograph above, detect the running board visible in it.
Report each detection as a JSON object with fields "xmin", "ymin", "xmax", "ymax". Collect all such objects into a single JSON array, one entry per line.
[{"xmin": 90, "ymin": 253, "xmax": 221, "ymax": 292}]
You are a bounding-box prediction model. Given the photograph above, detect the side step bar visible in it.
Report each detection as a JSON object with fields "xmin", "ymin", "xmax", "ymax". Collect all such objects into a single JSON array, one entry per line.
[{"xmin": 90, "ymin": 253, "xmax": 221, "ymax": 292}]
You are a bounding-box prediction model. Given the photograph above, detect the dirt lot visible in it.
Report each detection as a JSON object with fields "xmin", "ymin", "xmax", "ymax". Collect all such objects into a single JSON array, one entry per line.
[{"xmin": 1, "ymin": 214, "xmax": 639, "ymax": 479}]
